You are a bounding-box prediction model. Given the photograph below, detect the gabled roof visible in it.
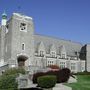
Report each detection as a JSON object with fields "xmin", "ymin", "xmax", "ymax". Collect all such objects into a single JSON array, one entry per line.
[
  {"xmin": 50, "ymin": 44, "xmax": 56, "ymax": 52},
  {"xmin": 34, "ymin": 34, "xmax": 83, "ymax": 56}
]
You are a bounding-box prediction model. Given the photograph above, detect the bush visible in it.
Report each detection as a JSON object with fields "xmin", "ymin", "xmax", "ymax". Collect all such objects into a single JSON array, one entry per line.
[
  {"xmin": 0, "ymin": 74, "xmax": 18, "ymax": 89},
  {"xmin": 32, "ymin": 68, "xmax": 71, "ymax": 83},
  {"xmin": 37, "ymin": 75, "xmax": 56, "ymax": 89},
  {"xmin": 3, "ymin": 67, "xmax": 26, "ymax": 76},
  {"xmin": 58, "ymin": 68, "xmax": 71, "ymax": 83},
  {"xmin": 46, "ymin": 70, "xmax": 59, "ymax": 83},
  {"xmin": 32, "ymin": 72, "xmax": 45, "ymax": 83},
  {"xmin": 0, "ymin": 68, "xmax": 26, "ymax": 90}
]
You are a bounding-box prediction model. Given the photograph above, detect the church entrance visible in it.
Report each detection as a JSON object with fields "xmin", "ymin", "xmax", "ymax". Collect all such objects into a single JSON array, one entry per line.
[{"xmin": 17, "ymin": 55, "xmax": 28, "ymax": 67}]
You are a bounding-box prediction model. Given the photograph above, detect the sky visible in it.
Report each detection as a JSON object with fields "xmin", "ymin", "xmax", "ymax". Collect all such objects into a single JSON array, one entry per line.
[{"xmin": 0, "ymin": 0, "xmax": 90, "ymax": 44}]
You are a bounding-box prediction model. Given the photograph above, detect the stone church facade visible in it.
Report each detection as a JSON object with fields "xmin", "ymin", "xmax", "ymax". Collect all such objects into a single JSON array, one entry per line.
[{"xmin": 0, "ymin": 12, "xmax": 90, "ymax": 73}]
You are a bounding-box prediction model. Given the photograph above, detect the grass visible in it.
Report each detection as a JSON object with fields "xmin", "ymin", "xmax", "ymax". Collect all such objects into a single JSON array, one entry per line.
[{"xmin": 65, "ymin": 75, "xmax": 90, "ymax": 90}]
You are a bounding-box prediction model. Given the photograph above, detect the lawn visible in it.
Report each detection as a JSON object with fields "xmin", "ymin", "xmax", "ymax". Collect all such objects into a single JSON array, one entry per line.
[{"xmin": 65, "ymin": 75, "xmax": 90, "ymax": 90}]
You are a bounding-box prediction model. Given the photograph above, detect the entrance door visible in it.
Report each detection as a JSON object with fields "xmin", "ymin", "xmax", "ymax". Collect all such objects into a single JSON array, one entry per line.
[{"xmin": 17, "ymin": 55, "xmax": 28, "ymax": 67}]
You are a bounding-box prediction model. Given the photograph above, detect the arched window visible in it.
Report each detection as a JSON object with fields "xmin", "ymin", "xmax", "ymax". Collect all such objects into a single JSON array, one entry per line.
[
  {"xmin": 20, "ymin": 22, "xmax": 27, "ymax": 32},
  {"xmin": 62, "ymin": 54, "xmax": 65, "ymax": 58},
  {"xmin": 22, "ymin": 43, "xmax": 25, "ymax": 50},
  {"xmin": 51, "ymin": 51, "xmax": 56, "ymax": 57},
  {"xmin": 40, "ymin": 51, "xmax": 44, "ymax": 56}
]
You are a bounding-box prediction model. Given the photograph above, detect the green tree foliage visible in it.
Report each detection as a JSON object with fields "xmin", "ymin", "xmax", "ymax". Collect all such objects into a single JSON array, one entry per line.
[
  {"xmin": 0, "ymin": 68, "xmax": 26, "ymax": 90},
  {"xmin": 0, "ymin": 74, "xmax": 18, "ymax": 90},
  {"xmin": 3, "ymin": 67, "xmax": 26, "ymax": 75},
  {"xmin": 37, "ymin": 75, "xmax": 56, "ymax": 89}
]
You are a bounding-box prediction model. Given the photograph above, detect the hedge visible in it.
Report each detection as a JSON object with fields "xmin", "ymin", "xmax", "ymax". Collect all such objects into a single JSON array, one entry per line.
[
  {"xmin": 0, "ymin": 68, "xmax": 26, "ymax": 90},
  {"xmin": 32, "ymin": 68, "xmax": 71, "ymax": 83},
  {"xmin": 0, "ymin": 74, "xmax": 18, "ymax": 89},
  {"xmin": 37, "ymin": 75, "xmax": 56, "ymax": 89}
]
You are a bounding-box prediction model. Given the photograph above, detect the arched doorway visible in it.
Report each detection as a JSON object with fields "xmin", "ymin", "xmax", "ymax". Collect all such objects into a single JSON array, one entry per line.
[{"xmin": 17, "ymin": 55, "xmax": 28, "ymax": 67}]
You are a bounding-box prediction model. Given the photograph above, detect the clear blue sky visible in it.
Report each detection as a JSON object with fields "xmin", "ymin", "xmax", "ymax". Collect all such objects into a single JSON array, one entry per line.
[{"xmin": 0, "ymin": 0, "xmax": 90, "ymax": 44}]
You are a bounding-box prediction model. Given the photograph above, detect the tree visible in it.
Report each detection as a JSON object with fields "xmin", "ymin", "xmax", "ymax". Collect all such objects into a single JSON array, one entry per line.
[
  {"xmin": 58, "ymin": 68, "xmax": 71, "ymax": 83},
  {"xmin": 0, "ymin": 74, "xmax": 18, "ymax": 90},
  {"xmin": 32, "ymin": 68, "xmax": 71, "ymax": 83},
  {"xmin": 3, "ymin": 67, "xmax": 26, "ymax": 75},
  {"xmin": 0, "ymin": 68, "xmax": 26, "ymax": 90}
]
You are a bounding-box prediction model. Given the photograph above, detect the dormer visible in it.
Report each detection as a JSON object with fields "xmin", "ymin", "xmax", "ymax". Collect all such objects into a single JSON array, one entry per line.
[
  {"xmin": 38, "ymin": 42, "xmax": 46, "ymax": 56},
  {"xmin": 59, "ymin": 45, "xmax": 67, "ymax": 58},
  {"xmin": 50, "ymin": 44, "xmax": 56, "ymax": 57}
]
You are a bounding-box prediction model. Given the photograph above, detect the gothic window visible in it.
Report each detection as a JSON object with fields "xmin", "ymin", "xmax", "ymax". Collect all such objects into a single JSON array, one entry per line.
[
  {"xmin": 62, "ymin": 54, "xmax": 65, "ymax": 58},
  {"xmin": 20, "ymin": 23, "xmax": 27, "ymax": 32},
  {"xmin": 60, "ymin": 62, "xmax": 66, "ymax": 69},
  {"xmin": 47, "ymin": 61, "xmax": 54, "ymax": 66},
  {"xmin": 51, "ymin": 52, "xmax": 56, "ymax": 57},
  {"xmin": 71, "ymin": 63, "xmax": 76, "ymax": 70},
  {"xmin": 22, "ymin": 43, "xmax": 25, "ymax": 50},
  {"xmin": 40, "ymin": 51, "xmax": 44, "ymax": 56},
  {"xmin": 6, "ymin": 24, "xmax": 9, "ymax": 33}
]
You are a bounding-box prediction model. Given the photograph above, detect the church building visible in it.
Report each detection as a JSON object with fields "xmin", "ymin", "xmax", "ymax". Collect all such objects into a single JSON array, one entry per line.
[{"xmin": 0, "ymin": 12, "xmax": 90, "ymax": 73}]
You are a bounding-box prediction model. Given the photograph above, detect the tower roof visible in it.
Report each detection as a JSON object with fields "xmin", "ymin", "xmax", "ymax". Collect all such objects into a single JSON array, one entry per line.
[{"xmin": 2, "ymin": 11, "xmax": 7, "ymax": 19}]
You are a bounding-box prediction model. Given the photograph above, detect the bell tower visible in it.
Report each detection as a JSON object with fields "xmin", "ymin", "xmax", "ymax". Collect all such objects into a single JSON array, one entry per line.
[
  {"xmin": 4, "ymin": 13, "xmax": 35, "ymax": 68},
  {"xmin": 0, "ymin": 12, "xmax": 7, "ymax": 66}
]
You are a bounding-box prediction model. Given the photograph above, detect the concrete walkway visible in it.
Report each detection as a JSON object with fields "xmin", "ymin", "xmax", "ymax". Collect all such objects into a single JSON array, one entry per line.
[{"xmin": 53, "ymin": 84, "xmax": 72, "ymax": 90}]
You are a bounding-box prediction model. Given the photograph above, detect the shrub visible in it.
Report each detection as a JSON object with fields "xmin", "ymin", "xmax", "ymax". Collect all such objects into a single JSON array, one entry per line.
[
  {"xmin": 0, "ymin": 74, "xmax": 18, "ymax": 89},
  {"xmin": 0, "ymin": 68, "xmax": 26, "ymax": 90},
  {"xmin": 58, "ymin": 68, "xmax": 71, "ymax": 83},
  {"xmin": 3, "ymin": 67, "xmax": 26, "ymax": 76},
  {"xmin": 46, "ymin": 70, "xmax": 59, "ymax": 83},
  {"xmin": 32, "ymin": 72, "xmax": 45, "ymax": 83},
  {"xmin": 32, "ymin": 68, "xmax": 71, "ymax": 83},
  {"xmin": 32, "ymin": 71, "xmax": 58, "ymax": 83},
  {"xmin": 46, "ymin": 70, "xmax": 57, "ymax": 75},
  {"xmin": 37, "ymin": 75, "xmax": 56, "ymax": 89}
]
